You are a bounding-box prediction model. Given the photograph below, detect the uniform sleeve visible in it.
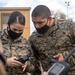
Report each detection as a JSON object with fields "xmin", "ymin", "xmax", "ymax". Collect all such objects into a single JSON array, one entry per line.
[
  {"xmin": 62, "ymin": 22, "xmax": 75, "ymax": 65},
  {"xmin": 28, "ymin": 37, "xmax": 41, "ymax": 75},
  {"xmin": 25, "ymin": 41, "xmax": 35, "ymax": 73}
]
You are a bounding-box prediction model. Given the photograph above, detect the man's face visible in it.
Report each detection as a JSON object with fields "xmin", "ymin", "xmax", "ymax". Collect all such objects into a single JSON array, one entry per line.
[
  {"xmin": 8, "ymin": 23, "xmax": 24, "ymax": 33},
  {"xmin": 32, "ymin": 16, "xmax": 48, "ymax": 28}
]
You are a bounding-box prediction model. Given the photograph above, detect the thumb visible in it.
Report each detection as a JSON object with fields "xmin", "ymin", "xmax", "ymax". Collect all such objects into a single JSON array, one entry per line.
[
  {"xmin": 53, "ymin": 53, "xmax": 62, "ymax": 58},
  {"xmin": 53, "ymin": 53, "xmax": 63, "ymax": 61}
]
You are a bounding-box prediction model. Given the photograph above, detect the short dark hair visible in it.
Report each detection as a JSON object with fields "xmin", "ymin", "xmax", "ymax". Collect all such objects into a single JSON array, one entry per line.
[
  {"xmin": 32, "ymin": 5, "xmax": 51, "ymax": 18},
  {"xmin": 8, "ymin": 11, "xmax": 25, "ymax": 26}
]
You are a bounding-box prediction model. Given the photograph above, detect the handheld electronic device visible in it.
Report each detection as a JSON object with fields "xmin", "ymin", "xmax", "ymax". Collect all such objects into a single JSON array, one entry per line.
[
  {"xmin": 47, "ymin": 47, "xmax": 75, "ymax": 75},
  {"xmin": 18, "ymin": 57, "xmax": 34, "ymax": 63}
]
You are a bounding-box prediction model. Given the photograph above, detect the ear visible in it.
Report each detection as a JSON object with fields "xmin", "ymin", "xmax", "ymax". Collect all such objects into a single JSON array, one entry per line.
[
  {"xmin": 49, "ymin": 17, "xmax": 55, "ymax": 26},
  {"xmin": 48, "ymin": 16, "xmax": 52, "ymax": 26},
  {"xmin": 48, "ymin": 16, "xmax": 52, "ymax": 21}
]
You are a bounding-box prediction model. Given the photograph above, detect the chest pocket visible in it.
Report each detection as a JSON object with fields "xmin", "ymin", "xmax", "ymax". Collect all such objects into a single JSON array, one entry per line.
[
  {"xmin": 13, "ymin": 44, "xmax": 29, "ymax": 58},
  {"xmin": 47, "ymin": 29, "xmax": 71, "ymax": 50},
  {"xmin": 33, "ymin": 37, "xmax": 47, "ymax": 51}
]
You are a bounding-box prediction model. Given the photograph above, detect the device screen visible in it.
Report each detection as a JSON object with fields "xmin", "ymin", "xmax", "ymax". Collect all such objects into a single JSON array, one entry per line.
[{"xmin": 50, "ymin": 64, "xmax": 64, "ymax": 74}]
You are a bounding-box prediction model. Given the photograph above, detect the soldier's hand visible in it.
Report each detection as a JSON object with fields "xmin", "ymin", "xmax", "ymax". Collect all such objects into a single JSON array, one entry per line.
[
  {"xmin": 22, "ymin": 61, "xmax": 28, "ymax": 72},
  {"xmin": 53, "ymin": 53, "xmax": 64, "ymax": 61},
  {"xmin": 7, "ymin": 57, "xmax": 23, "ymax": 67},
  {"xmin": 41, "ymin": 72, "xmax": 48, "ymax": 75}
]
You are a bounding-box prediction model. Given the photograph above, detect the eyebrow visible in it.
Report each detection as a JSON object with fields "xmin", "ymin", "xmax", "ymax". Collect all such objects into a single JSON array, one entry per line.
[
  {"xmin": 33, "ymin": 20, "xmax": 45, "ymax": 23},
  {"xmin": 12, "ymin": 28, "xmax": 23, "ymax": 31}
]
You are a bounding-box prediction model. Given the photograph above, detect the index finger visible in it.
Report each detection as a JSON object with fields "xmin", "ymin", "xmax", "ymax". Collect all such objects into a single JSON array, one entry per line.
[{"xmin": 14, "ymin": 60, "xmax": 23, "ymax": 66}]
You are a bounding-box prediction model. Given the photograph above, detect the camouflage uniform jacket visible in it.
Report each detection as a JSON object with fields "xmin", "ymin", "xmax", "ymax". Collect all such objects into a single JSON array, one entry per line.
[
  {"xmin": 0, "ymin": 29, "xmax": 35, "ymax": 75},
  {"xmin": 29, "ymin": 21, "xmax": 75, "ymax": 75}
]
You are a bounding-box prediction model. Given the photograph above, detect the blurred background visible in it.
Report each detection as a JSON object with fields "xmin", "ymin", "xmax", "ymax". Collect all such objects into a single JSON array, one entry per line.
[{"xmin": 0, "ymin": 0, "xmax": 75, "ymax": 38}]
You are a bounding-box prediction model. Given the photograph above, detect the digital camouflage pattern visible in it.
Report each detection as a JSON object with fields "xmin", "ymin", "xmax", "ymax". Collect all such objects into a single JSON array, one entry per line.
[
  {"xmin": 29, "ymin": 20, "xmax": 75, "ymax": 75},
  {"xmin": 0, "ymin": 53, "xmax": 7, "ymax": 75},
  {"xmin": 0, "ymin": 29, "xmax": 35, "ymax": 75}
]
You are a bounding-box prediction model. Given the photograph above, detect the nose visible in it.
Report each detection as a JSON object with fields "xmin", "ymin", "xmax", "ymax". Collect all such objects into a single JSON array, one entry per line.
[{"xmin": 34, "ymin": 24, "xmax": 40, "ymax": 28}]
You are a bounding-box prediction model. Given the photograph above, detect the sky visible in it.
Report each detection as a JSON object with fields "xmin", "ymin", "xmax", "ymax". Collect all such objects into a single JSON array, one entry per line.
[{"xmin": 0, "ymin": 0, "xmax": 75, "ymax": 33}]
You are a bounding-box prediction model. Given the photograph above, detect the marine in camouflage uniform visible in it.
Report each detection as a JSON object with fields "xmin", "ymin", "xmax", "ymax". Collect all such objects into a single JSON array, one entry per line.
[
  {"xmin": 0, "ymin": 53, "xmax": 7, "ymax": 75},
  {"xmin": 0, "ymin": 29, "xmax": 35, "ymax": 75},
  {"xmin": 29, "ymin": 5, "xmax": 75, "ymax": 75}
]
